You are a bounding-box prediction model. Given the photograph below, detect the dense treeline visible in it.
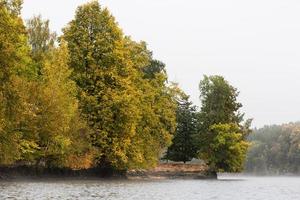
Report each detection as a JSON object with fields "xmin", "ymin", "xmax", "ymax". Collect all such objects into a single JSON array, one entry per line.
[
  {"xmin": 245, "ymin": 122, "xmax": 300, "ymax": 174},
  {"xmin": 0, "ymin": 0, "xmax": 177, "ymax": 171},
  {"xmin": 0, "ymin": 0, "xmax": 251, "ymax": 174}
]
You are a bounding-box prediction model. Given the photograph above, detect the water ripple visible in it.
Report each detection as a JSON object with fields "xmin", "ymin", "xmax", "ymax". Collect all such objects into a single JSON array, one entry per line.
[{"xmin": 0, "ymin": 177, "xmax": 300, "ymax": 200}]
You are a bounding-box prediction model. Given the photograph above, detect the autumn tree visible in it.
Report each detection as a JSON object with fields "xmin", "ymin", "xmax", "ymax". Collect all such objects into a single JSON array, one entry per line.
[
  {"xmin": 0, "ymin": 0, "xmax": 33, "ymax": 164},
  {"xmin": 14, "ymin": 15, "xmax": 58, "ymax": 165},
  {"xmin": 124, "ymin": 39, "xmax": 177, "ymax": 169},
  {"xmin": 0, "ymin": 0, "xmax": 177, "ymax": 171},
  {"xmin": 63, "ymin": 1, "xmax": 148, "ymax": 170},
  {"xmin": 27, "ymin": 15, "xmax": 93, "ymax": 168},
  {"xmin": 63, "ymin": 1, "xmax": 177, "ymax": 170}
]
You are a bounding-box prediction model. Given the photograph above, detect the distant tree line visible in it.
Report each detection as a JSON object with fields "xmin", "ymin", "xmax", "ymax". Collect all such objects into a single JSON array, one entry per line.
[
  {"xmin": 0, "ymin": 0, "xmax": 251, "ymax": 174},
  {"xmin": 245, "ymin": 123, "xmax": 300, "ymax": 174}
]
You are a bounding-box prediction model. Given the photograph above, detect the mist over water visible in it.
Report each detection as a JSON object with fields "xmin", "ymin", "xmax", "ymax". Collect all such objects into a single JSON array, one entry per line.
[{"xmin": 1, "ymin": 177, "xmax": 300, "ymax": 200}]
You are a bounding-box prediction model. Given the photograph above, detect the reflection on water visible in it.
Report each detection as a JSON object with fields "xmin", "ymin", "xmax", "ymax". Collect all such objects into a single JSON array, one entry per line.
[{"xmin": 0, "ymin": 177, "xmax": 300, "ymax": 200}]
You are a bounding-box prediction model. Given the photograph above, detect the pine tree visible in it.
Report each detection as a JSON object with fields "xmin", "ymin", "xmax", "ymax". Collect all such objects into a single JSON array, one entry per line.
[{"xmin": 165, "ymin": 93, "xmax": 198, "ymax": 163}]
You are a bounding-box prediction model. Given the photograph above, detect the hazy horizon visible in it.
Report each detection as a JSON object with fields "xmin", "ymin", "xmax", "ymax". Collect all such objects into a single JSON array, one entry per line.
[{"xmin": 22, "ymin": 0, "xmax": 300, "ymax": 128}]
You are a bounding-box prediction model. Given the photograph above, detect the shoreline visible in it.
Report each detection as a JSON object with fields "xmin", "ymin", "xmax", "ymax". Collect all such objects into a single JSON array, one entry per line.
[
  {"xmin": 127, "ymin": 163, "xmax": 213, "ymax": 180},
  {"xmin": 0, "ymin": 163, "xmax": 215, "ymax": 181}
]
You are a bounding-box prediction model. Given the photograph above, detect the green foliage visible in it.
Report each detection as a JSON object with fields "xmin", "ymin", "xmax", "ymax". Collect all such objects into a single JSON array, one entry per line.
[
  {"xmin": 26, "ymin": 15, "xmax": 56, "ymax": 75},
  {"xmin": 201, "ymin": 123, "xmax": 249, "ymax": 172},
  {"xmin": 246, "ymin": 123, "xmax": 300, "ymax": 174},
  {"xmin": 164, "ymin": 89, "xmax": 198, "ymax": 163},
  {"xmin": 197, "ymin": 75, "xmax": 251, "ymax": 172},
  {"xmin": 198, "ymin": 75, "xmax": 243, "ymax": 130}
]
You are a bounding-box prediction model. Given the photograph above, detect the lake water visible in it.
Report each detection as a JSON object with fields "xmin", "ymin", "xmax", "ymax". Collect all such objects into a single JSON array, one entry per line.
[{"xmin": 1, "ymin": 176, "xmax": 300, "ymax": 200}]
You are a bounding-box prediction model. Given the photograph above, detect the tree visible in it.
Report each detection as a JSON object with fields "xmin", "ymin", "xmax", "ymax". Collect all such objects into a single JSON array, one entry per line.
[
  {"xmin": 198, "ymin": 75, "xmax": 243, "ymax": 130},
  {"xmin": 34, "ymin": 42, "xmax": 88, "ymax": 167},
  {"xmin": 63, "ymin": 1, "xmax": 140, "ymax": 170},
  {"xmin": 124, "ymin": 39, "xmax": 177, "ymax": 169},
  {"xmin": 200, "ymin": 123, "xmax": 249, "ymax": 173},
  {"xmin": 0, "ymin": 0, "xmax": 33, "ymax": 164},
  {"xmin": 197, "ymin": 75, "xmax": 251, "ymax": 174},
  {"xmin": 1, "ymin": 0, "xmax": 23, "ymax": 15},
  {"xmin": 16, "ymin": 14, "xmax": 93, "ymax": 169},
  {"xmin": 63, "ymin": 1, "xmax": 174, "ymax": 170},
  {"xmin": 26, "ymin": 15, "xmax": 56, "ymax": 75},
  {"xmin": 164, "ymin": 91, "xmax": 198, "ymax": 163},
  {"xmin": 63, "ymin": 1, "xmax": 178, "ymax": 170},
  {"xmin": 246, "ymin": 123, "xmax": 300, "ymax": 174},
  {"xmin": 0, "ymin": 0, "xmax": 178, "ymax": 171}
]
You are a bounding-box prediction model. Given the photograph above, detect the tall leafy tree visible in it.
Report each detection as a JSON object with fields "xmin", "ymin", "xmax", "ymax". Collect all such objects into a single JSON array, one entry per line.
[
  {"xmin": 63, "ymin": 1, "xmax": 178, "ymax": 170},
  {"xmin": 197, "ymin": 75, "xmax": 251, "ymax": 174},
  {"xmin": 198, "ymin": 75, "xmax": 243, "ymax": 130},
  {"xmin": 63, "ymin": 1, "xmax": 147, "ymax": 170},
  {"xmin": 124, "ymin": 39, "xmax": 177, "ymax": 169},
  {"xmin": 0, "ymin": 0, "xmax": 33, "ymax": 164}
]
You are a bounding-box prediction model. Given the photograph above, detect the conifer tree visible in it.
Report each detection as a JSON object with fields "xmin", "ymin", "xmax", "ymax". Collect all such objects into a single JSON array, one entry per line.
[{"xmin": 165, "ymin": 93, "xmax": 198, "ymax": 163}]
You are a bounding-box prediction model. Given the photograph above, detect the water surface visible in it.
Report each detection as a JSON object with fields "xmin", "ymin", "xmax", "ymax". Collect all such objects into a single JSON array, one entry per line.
[{"xmin": 0, "ymin": 176, "xmax": 299, "ymax": 200}]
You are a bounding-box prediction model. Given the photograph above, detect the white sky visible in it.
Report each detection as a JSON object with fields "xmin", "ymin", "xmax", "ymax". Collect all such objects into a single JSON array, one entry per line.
[{"xmin": 22, "ymin": 0, "xmax": 300, "ymax": 128}]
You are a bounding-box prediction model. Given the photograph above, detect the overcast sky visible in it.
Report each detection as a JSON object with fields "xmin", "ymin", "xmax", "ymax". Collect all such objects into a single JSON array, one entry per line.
[{"xmin": 22, "ymin": 0, "xmax": 300, "ymax": 127}]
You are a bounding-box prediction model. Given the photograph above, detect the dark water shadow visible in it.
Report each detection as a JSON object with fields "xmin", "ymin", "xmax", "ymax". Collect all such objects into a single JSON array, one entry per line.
[{"xmin": 217, "ymin": 178, "xmax": 246, "ymax": 182}]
